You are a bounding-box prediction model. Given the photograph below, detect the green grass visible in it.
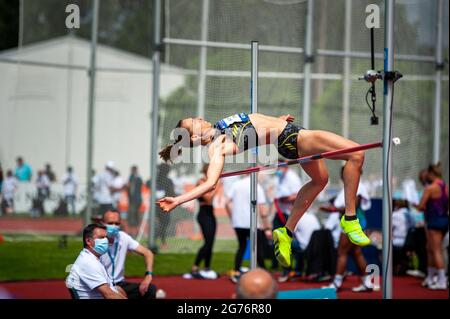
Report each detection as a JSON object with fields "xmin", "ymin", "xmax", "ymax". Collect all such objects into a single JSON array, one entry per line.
[{"xmin": 0, "ymin": 238, "xmax": 244, "ymax": 282}]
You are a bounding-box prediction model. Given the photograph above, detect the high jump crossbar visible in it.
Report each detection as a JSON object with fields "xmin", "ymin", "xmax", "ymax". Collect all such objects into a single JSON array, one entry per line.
[{"xmin": 220, "ymin": 141, "xmax": 382, "ymax": 178}]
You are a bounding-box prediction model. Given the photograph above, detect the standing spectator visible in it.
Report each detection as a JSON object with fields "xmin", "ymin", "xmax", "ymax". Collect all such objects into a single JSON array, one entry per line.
[
  {"xmin": 271, "ymin": 163, "xmax": 302, "ymax": 274},
  {"xmin": 1, "ymin": 170, "xmax": 17, "ymax": 215},
  {"xmin": 33, "ymin": 170, "xmax": 51, "ymax": 217},
  {"xmin": 321, "ymin": 167, "xmax": 373, "ymax": 292},
  {"xmin": 65, "ymin": 224, "xmax": 127, "ymax": 299},
  {"xmin": 414, "ymin": 163, "xmax": 448, "ymax": 290},
  {"xmin": 44, "ymin": 163, "xmax": 57, "ymax": 182},
  {"xmin": 92, "ymin": 162, "xmax": 115, "ymax": 218},
  {"xmin": 127, "ymin": 166, "xmax": 143, "ymax": 234},
  {"xmin": 111, "ymin": 170, "xmax": 125, "ymax": 210},
  {"xmin": 14, "ymin": 157, "xmax": 32, "ymax": 182},
  {"xmin": 190, "ymin": 165, "xmax": 218, "ymax": 279},
  {"xmin": 225, "ymin": 176, "xmax": 272, "ymax": 283},
  {"xmin": 0, "ymin": 163, "xmax": 4, "ymax": 191},
  {"xmin": 62, "ymin": 166, "xmax": 78, "ymax": 215},
  {"xmin": 100, "ymin": 210, "xmax": 159, "ymax": 299},
  {"xmin": 152, "ymin": 163, "xmax": 175, "ymax": 250},
  {"xmin": 405, "ymin": 169, "xmax": 429, "ymax": 278},
  {"xmin": 392, "ymin": 198, "xmax": 411, "ymax": 276}
]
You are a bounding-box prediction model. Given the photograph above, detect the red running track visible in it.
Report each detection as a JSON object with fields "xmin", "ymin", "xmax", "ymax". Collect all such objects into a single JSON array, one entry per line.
[{"xmin": 0, "ymin": 275, "xmax": 447, "ymax": 299}]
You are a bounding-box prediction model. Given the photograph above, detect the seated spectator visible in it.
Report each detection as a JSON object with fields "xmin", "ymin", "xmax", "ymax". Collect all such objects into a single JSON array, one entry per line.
[
  {"xmin": 236, "ymin": 268, "xmax": 278, "ymax": 299},
  {"xmin": 100, "ymin": 210, "xmax": 159, "ymax": 299},
  {"xmin": 66, "ymin": 224, "xmax": 127, "ymax": 299},
  {"xmin": 279, "ymin": 211, "xmax": 321, "ymax": 282}
]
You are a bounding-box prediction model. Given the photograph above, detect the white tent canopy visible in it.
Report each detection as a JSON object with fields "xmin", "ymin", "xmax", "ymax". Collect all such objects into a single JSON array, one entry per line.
[{"xmin": 0, "ymin": 36, "xmax": 184, "ymax": 183}]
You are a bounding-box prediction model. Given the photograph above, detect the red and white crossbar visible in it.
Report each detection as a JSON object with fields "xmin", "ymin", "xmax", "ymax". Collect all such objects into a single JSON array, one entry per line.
[{"xmin": 220, "ymin": 141, "xmax": 383, "ymax": 178}]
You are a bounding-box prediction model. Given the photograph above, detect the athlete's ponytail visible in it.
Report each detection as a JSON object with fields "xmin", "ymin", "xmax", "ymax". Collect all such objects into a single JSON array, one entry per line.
[
  {"xmin": 159, "ymin": 144, "xmax": 176, "ymax": 163},
  {"xmin": 159, "ymin": 120, "xmax": 185, "ymax": 163}
]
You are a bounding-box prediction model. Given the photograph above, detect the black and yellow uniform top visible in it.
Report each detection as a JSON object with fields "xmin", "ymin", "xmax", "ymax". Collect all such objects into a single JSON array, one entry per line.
[
  {"xmin": 214, "ymin": 113, "xmax": 304, "ymax": 159},
  {"xmin": 214, "ymin": 113, "xmax": 258, "ymax": 152}
]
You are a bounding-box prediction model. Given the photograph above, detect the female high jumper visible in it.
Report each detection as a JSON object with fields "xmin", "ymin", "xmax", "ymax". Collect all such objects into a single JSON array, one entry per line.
[{"xmin": 157, "ymin": 113, "xmax": 370, "ymax": 268}]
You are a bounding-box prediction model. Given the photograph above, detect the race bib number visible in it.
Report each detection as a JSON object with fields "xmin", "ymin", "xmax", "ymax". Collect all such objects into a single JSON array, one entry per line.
[{"xmin": 216, "ymin": 113, "xmax": 249, "ymax": 130}]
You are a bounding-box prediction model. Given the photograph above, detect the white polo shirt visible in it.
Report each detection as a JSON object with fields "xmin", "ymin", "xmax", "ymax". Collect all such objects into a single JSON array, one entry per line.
[
  {"xmin": 274, "ymin": 169, "xmax": 302, "ymax": 215},
  {"xmin": 93, "ymin": 171, "xmax": 114, "ymax": 204},
  {"xmin": 294, "ymin": 212, "xmax": 321, "ymax": 250},
  {"xmin": 100, "ymin": 231, "xmax": 140, "ymax": 284},
  {"xmin": 66, "ymin": 248, "xmax": 117, "ymax": 299},
  {"xmin": 227, "ymin": 176, "xmax": 267, "ymax": 229},
  {"xmin": 332, "ymin": 182, "xmax": 371, "ymax": 211},
  {"xmin": 111, "ymin": 175, "xmax": 125, "ymax": 206}
]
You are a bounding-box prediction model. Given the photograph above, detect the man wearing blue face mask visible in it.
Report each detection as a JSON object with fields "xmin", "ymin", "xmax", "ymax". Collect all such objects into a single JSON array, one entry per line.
[
  {"xmin": 100, "ymin": 209, "xmax": 159, "ymax": 299},
  {"xmin": 66, "ymin": 224, "xmax": 127, "ymax": 299}
]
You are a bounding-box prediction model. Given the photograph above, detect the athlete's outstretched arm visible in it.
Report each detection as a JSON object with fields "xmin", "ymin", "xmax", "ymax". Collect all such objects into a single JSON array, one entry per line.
[{"xmin": 157, "ymin": 136, "xmax": 234, "ymax": 213}]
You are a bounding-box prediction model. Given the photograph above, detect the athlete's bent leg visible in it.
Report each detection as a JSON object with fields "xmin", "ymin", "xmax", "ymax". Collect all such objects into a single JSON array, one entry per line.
[
  {"xmin": 274, "ymin": 159, "xmax": 328, "ymax": 268},
  {"xmin": 296, "ymin": 130, "xmax": 369, "ymax": 246}
]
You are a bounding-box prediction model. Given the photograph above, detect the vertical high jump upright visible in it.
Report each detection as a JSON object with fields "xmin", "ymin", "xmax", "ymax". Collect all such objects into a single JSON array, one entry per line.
[
  {"xmin": 249, "ymin": 41, "xmax": 259, "ymax": 270},
  {"xmin": 149, "ymin": 0, "xmax": 162, "ymax": 249},
  {"xmin": 382, "ymin": 0, "xmax": 395, "ymax": 300}
]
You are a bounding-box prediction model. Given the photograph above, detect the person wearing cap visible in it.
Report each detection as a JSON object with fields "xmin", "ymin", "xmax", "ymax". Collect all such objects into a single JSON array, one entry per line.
[{"xmin": 92, "ymin": 161, "xmax": 115, "ymax": 217}]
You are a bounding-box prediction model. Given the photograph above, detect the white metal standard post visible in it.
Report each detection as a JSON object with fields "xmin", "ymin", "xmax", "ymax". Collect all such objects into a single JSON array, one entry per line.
[
  {"xmin": 433, "ymin": 0, "xmax": 444, "ymax": 164},
  {"xmin": 342, "ymin": 0, "xmax": 352, "ymax": 138},
  {"xmin": 250, "ymin": 41, "xmax": 259, "ymax": 270},
  {"xmin": 302, "ymin": 0, "xmax": 314, "ymax": 130},
  {"xmin": 196, "ymin": 0, "xmax": 210, "ymax": 169},
  {"xmin": 301, "ymin": 0, "xmax": 314, "ymax": 183},
  {"xmin": 382, "ymin": 0, "xmax": 395, "ymax": 300},
  {"xmin": 85, "ymin": 0, "xmax": 99, "ymax": 227},
  {"xmin": 198, "ymin": 0, "xmax": 209, "ymax": 122},
  {"xmin": 65, "ymin": 38, "xmax": 74, "ymax": 169},
  {"xmin": 149, "ymin": 0, "xmax": 162, "ymax": 249}
]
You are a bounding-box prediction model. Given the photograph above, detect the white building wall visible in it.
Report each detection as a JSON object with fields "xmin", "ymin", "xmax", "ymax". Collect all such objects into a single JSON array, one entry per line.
[{"xmin": 0, "ymin": 36, "xmax": 184, "ymax": 189}]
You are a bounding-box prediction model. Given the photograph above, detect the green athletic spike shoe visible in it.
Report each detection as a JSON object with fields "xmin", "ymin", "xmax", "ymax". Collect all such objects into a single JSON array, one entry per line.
[
  {"xmin": 340, "ymin": 215, "xmax": 371, "ymax": 246},
  {"xmin": 273, "ymin": 227, "xmax": 292, "ymax": 268}
]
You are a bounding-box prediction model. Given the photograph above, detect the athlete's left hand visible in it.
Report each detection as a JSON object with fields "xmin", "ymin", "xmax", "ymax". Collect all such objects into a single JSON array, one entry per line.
[
  {"xmin": 280, "ymin": 114, "xmax": 295, "ymax": 122},
  {"xmin": 156, "ymin": 197, "xmax": 180, "ymax": 213}
]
